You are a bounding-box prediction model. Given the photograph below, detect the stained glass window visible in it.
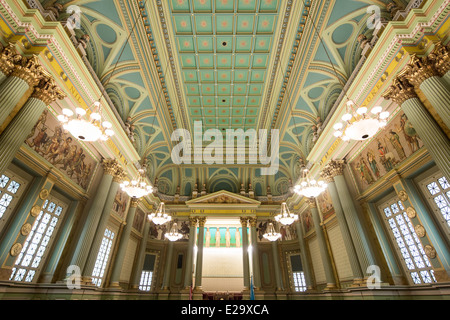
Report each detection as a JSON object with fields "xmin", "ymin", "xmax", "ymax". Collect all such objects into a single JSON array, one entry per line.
[
  {"xmin": 91, "ymin": 228, "xmax": 115, "ymax": 287},
  {"xmin": 424, "ymin": 176, "xmax": 450, "ymax": 228},
  {"xmin": 382, "ymin": 200, "xmax": 436, "ymax": 285},
  {"xmin": 10, "ymin": 198, "xmax": 65, "ymax": 283}
]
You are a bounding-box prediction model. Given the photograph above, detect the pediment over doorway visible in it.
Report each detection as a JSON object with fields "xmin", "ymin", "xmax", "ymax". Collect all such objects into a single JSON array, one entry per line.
[{"xmin": 186, "ymin": 190, "xmax": 261, "ymax": 208}]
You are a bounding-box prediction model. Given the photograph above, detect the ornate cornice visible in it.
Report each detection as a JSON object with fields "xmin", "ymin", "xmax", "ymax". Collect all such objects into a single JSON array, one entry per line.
[{"xmin": 382, "ymin": 75, "xmax": 417, "ymax": 106}]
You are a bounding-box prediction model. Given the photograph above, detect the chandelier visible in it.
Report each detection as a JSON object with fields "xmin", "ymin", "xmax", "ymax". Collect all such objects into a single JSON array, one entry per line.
[
  {"xmin": 294, "ymin": 168, "xmax": 327, "ymax": 198},
  {"xmin": 58, "ymin": 101, "xmax": 114, "ymax": 142},
  {"xmin": 165, "ymin": 223, "xmax": 183, "ymax": 242},
  {"xmin": 120, "ymin": 167, "xmax": 153, "ymax": 199},
  {"xmin": 148, "ymin": 202, "xmax": 171, "ymax": 225},
  {"xmin": 263, "ymin": 222, "xmax": 282, "ymax": 242},
  {"xmin": 274, "ymin": 202, "xmax": 298, "ymax": 226},
  {"xmin": 333, "ymin": 101, "xmax": 389, "ymax": 141}
]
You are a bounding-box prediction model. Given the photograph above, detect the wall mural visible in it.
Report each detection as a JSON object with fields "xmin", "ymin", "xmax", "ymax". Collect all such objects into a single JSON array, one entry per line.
[
  {"xmin": 132, "ymin": 208, "xmax": 146, "ymax": 232},
  {"xmin": 149, "ymin": 219, "xmax": 190, "ymax": 241},
  {"xmin": 317, "ymin": 189, "xmax": 334, "ymax": 221},
  {"xmin": 302, "ymin": 210, "xmax": 314, "ymax": 234},
  {"xmin": 257, "ymin": 220, "xmax": 297, "ymax": 242},
  {"xmin": 25, "ymin": 110, "xmax": 97, "ymax": 190},
  {"xmin": 112, "ymin": 188, "xmax": 129, "ymax": 219},
  {"xmin": 350, "ymin": 111, "xmax": 424, "ymax": 191}
]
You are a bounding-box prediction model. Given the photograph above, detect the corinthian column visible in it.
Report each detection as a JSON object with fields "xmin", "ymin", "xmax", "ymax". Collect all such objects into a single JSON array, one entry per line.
[
  {"xmin": 294, "ymin": 220, "xmax": 314, "ymax": 291},
  {"xmin": 0, "ymin": 55, "xmax": 42, "ymax": 126},
  {"xmin": 383, "ymin": 77, "xmax": 450, "ymax": 180},
  {"xmin": 0, "ymin": 75, "xmax": 66, "ymax": 175},
  {"xmin": 249, "ymin": 217, "xmax": 261, "ymax": 289},
  {"xmin": 402, "ymin": 54, "xmax": 450, "ymax": 129},
  {"xmin": 240, "ymin": 217, "xmax": 250, "ymax": 289},
  {"xmin": 321, "ymin": 165, "xmax": 364, "ymax": 286},
  {"xmin": 194, "ymin": 217, "xmax": 206, "ymax": 290},
  {"xmin": 69, "ymin": 159, "xmax": 119, "ymax": 277},
  {"xmin": 183, "ymin": 217, "xmax": 197, "ymax": 289},
  {"xmin": 429, "ymin": 42, "xmax": 450, "ymax": 85},
  {"xmin": 109, "ymin": 197, "xmax": 140, "ymax": 288},
  {"xmin": 0, "ymin": 43, "xmax": 18, "ymax": 84}
]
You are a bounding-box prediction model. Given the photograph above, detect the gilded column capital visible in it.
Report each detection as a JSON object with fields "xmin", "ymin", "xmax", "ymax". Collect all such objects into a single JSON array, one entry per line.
[
  {"xmin": 402, "ymin": 54, "xmax": 439, "ymax": 88},
  {"xmin": 248, "ymin": 217, "xmax": 257, "ymax": 227},
  {"xmin": 0, "ymin": 43, "xmax": 18, "ymax": 76},
  {"xmin": 428, "ymin": 42, "xmax": 450, "ymax": 76},
  {"xmin": 102, "ymin": 159, "xmax": 119, "ymax": 176},
  {"xmin": 189, "ymin": 217, "xmax": 197, "ymax": 227},
  {"xmin": 31, "ymin": 76, "xmax": 66, "ymax": 105},
  {"xmin": 325, "ymin": 160, "xmax": 346, "ymax": 178},
  {"xmin": 197, "ymin": 217, "xmax": 206, "ymax": 227},
  {"xmin": 10, "ymin": 55, "xmax": 43, "ymax": 87},
  {"xmin": 240, "ymin": 217, "xmax": 248, "ymax": 227},
  {"xmin": 130, "ymin": 197, "xmax": 140, "ymax": 208},
  {"xmin": 320, "ymin": 166, "xmax": 335, "ymax": 183},
  {"xmin": 112, "ymin": 167, "xmax": 126, "ymax": 183},
  {"xmin": 382, "ymin": 76, "xmax": 417, "ymax": 106}
]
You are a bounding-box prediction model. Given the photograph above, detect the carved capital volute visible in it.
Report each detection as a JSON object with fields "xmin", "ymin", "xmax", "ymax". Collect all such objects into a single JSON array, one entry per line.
[
  {"xmin": 240, "ymin": 217, "xmax": 248, "ymax": 227},
  {"xmin": 31, "ymin": 76, "xmax": 66, "ymax": 105},
  {"xmin": 428, "ymin": 41, "xmax": 450, "ymax": 76},
  {"xmin": 113, "ymin": 167, "xmax": 126, "ymax": 183},
  {"xmin": 130, "ymin": 197, "xmax": 140, "ymax": 208},
  {"xmin": 327, "ymin": 160, "xmax": 346, "ymax": 178},
  {"xmin": 382, "ymin": 76, "xmax": 417, "ymax": 106},
  {"xmin": 102, "ymin": 159, "xmax": 119, "ymax": 176},
  {"xmin": 402, "ymin": 54, "xmax": 439, "ymax": 87},
  {"xmin": 189, "ymin": 217, "xmax": 197, "ymax": 227},
  {"xmin": 0, "ymin": 43, "xmax": 17, "ymax": 76},
  {"xmin": 11, "ymin": 55, "xmax": 43, "ymax": 87},
  {"xmin": 197, "ymin": 217, "xmax": 206, "ymax": 227},
  {"xmin": 248, "ymin": 217, "xmax": 257, "ymax": 227},
  {"xmin": 307, "ymin": 197, "xmax": 317, "ymax": 208}
]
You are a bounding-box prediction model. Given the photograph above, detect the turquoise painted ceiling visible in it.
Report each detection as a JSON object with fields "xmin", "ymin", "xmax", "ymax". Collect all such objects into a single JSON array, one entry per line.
[{"xmin": 63, "ymin": 0, "xmax": 391, "ymax": 196}]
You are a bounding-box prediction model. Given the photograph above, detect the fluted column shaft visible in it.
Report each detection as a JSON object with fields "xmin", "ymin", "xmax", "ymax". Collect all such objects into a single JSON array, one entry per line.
[
  {"xmin": 131, "ymin": 218, "xmax": 151, "ymax": 289},
  {"xmin": 309, "ymin": 199, "xmax": 337, "ymax": 289},
  {"xmin": 161, "ymin": 240, "xmax": 174, "ymax": 290},
  {"xmin": 84, "ymin": 169, "xmax": 125, "ymax": 276},
  {"xmin": 419, "ymin": 76, "xmax": 450, "ymax": 129},
  {"xmin": 249, "ymin": 217, "xmax": 261, "ymax": 289},
  {"xmin": 69, "ymin": 159, "xmax": 119, "ymax": 273},
  {"xmin": 320, "ymin": 171, "xmax": 364, "ymax": 284},
  {"xmin": 240, "ymin": 218, "xmax": 250, "ymax": 289},
  {"xmin": 0, "ymin": 76, "xmax": 65, "ymax": 176},
  {"xmin": 109, "ymin": 198, "xmax": 139, "ymax": 286},
  {"xmin": 183, "ymin": 217, "xmax": 197, "ymax": 289},
  {"xmin": 194, "ymin": 217, "xmax": 206, "ymax": 289},
  {"xmin": 271, "ymin": 240, "xmax": 283, "ymax": 291},
  {"xmin": 295, "ymin": 221, "xmax": 314, "ymax": 290}
]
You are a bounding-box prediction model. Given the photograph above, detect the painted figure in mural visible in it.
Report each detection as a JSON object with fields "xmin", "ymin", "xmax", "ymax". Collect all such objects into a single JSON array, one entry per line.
[
  {"xmin": 366, "ymin": 150, "xmax": 380, "ymax": 179},
  {"xmin": 80, "ymin": 163, "xmax": 92, "ymax": 189},
  {"xmin": 215, "ymin": 228, "xmax": 221, "ymax": 247},
  {"xmin": 29, "ymin": 126, "xmax": 48, "ymax": 152},
  {"xmin": 235, "ymin": 228, "xmax": 241, "ymax": 247},
  {"xmin": 26, "ymin": 109, "xmax": 48, "ymax": 143},
  {"xmin": 398, "ymin": 113, "xmax": 421, "ymax": 153},
  {"xmin": 225, "ymin": 227, "xmax": 231, "ymax": 247},
  {"xmin": 377, "ymin": 137, "xmax": 396, "ymax": 172},
  {"xmin": 53, "ymin": 136, "xmax": 73, "ymax": 165},
  {"xmin": 303, "ymin": 211, "xmax": 313, "ymax": 233},
  {"xmin": 43, "ymin": 126, "xmax": 63, "ymax": 158},
  {"xmin": 205, "ymin": 228, "xmax": 211, "ymax": 248},
  {"xmin": 388, "ymin": 129, "xmax": 406, "ymax": 161},
  {"xmin": 356, "ymin": 156, "xmax": 374, "ymax": 185}
]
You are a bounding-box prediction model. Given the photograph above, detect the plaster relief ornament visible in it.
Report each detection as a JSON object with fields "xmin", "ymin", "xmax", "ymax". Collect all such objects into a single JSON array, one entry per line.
[{"xmin": 406, "ymin": 207, "xmax": 416, "ymax": 219}]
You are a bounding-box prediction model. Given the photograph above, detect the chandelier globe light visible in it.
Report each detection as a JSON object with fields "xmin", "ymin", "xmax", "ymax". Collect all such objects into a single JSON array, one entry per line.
[
  {"xmin": 333, "ymin": 100, "xmax": 389, "ymax": 142},
  {"xmin": 148, "ymin": 202, "xmax": 171, "ymax": 225},
  {"xmin": 120, "ymin": 167, "xmax": 153, "ymax": 199},
  {"xmin": 294, "ymin": 168, "xmax": 327, "ymax": 198},
  {"xmin": 58, "ymin": 101, "xmax": 114, "ymax": 142},
  {"xmin": 165, "ymin": 223, "xmax": 183, "ymax": 242},
  {"xmin": 274, "ymin": 202, "xmax": 298, "ymax": 226},
  {"xmin": 263, "ymin": 222, "xmax": 282, "ymax": 242}
]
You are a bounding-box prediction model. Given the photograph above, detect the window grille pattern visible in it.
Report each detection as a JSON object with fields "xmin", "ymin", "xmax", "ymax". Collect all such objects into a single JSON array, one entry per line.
[
  {"xmin": 139, "ymin": 271, "xmax": 153, "ymax": 291},
  {"xmin": 0, "ymin": 174, "xmax": 21, "ymax": 219},
  {"xmin": 426, "ymin": 176, "xmax": 450, "ymax": 227},
  {"xmin": 293, "ymin": 271, "xmax": 307, "ymax": 292},
  {"xmin": 91, "ymin": 228, "xmax": 115, "ymax": 287},
  {"xmin": 10, "ymin": 199, "xmax": 63, "ymax": 282},
  {"xmin": 383, "ymin": 200, "xmax": 436, "ymax": 285}
]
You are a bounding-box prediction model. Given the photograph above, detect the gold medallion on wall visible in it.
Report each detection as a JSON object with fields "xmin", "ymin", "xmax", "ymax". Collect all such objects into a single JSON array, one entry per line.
[
  {"xmin": 20, "ymin": 223, "xmax": 32, "ymax": 236},
  {"xmin": 414, "ymin": 225, "xmax": 426, "ymax": 238},
  {"xmin": 39, "ymin": 189, "xmax": 49, "ymax": 200},
  {"xmin": 397, "ymin": 190, "xmax": 408, "ymax": 202},
  {"xmin": 406, "ymin": 207, "xmax": 416, "ymax": 219},
  {"xmin": 10, "ymin": 243, "xmax": 22, "ymax": 257},
  {"xmin": 424, "ymin": 245, "xmax": 436, "ymax": 259},
  {"xmin": 30, "ymin": 205, "xmax": 41, "ymax": 217}
]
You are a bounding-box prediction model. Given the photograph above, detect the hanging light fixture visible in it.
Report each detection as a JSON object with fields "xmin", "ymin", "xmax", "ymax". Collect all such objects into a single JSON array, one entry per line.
[
  {"xmin": 274, "ymin": 202, "xmax": 298, "ymax": 226},
  {"xmin": 263, "ymin": 222, "xmax": 282, "ymax": 242},
  {"xmin": 120, "ymin": 166, "xmax": 153, "ymax": 199},
  {"xmin": 294, "ymin": 168, "xmax": 327, "ymax": 198},
  {"xmin": 165, "ymin": 222, "xmax": 183, "ymax": 242},
  {"xmin": 58, "ymin": 101, "xmax": 114, "ymax": 142},
  {"xmin": 333, "ymin": 100, "xmax": 390, "ymax": 141},
  {"xmin": 148, "ymin": 202, "xmax": 171, "ymax": 225}
]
